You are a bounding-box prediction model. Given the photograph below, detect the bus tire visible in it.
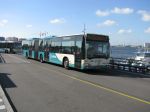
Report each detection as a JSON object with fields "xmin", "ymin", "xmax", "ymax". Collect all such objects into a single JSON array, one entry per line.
[
  {"xmin": 40, "ymin": 55, "xmax": 44, "ymax": 63},
  {"xmin": 63, "ymin": 58, "xmax": 69, "ymax": 69}
]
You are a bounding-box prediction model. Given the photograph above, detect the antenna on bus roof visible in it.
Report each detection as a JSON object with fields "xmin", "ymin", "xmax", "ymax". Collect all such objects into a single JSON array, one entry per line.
[{"xmin": 82, "ymin": 24, "xmax": 86, "ymax": 35}]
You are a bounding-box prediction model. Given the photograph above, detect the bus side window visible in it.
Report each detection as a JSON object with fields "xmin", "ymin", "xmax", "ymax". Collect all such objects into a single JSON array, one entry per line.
[
  {"xmin": 75, "ymin": 41, "xmax": 81, "ymax": 54},
  {"xmin": 39, "ymin": 40, "xmax": 43, "ymax": 51},
  {"xmin": 61, "ymin": 41, "xmax": 73, "ymax": 54},
  {"xmin": 62, "ymin": 41, "xmax": 71, "ymax": 54},
  {"xmin": 51, "ymin": 41, "xmax": 55, "ymax": 53},
  {"xmin": 48, "ymin": 40, "xmax": 51, "ymax": 51},
  {"xmin": 55, "ymin": 41, "xmax": 61, "ymax": 53}
]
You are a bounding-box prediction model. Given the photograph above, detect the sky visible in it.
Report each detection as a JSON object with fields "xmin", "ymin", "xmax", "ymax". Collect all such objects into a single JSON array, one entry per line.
[{"xmin": 0, "ymin": 0, "xmax": 150, "ymax": 45}]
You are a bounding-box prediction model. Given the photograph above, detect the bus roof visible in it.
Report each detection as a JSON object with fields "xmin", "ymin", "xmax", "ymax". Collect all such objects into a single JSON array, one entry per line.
[
  {"xmin": 25, "ymin": 33, "xmax": 109, "ymax": 41},
  {"xmin": 58, "ymin": 33, "xmax": 108, "ymax": 37}
]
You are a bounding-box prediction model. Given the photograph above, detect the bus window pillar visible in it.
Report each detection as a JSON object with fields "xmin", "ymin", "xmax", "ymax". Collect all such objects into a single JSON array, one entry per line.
[{"xmin": 84, "ymin": 34, "xmax": 87, "ymax": 59}]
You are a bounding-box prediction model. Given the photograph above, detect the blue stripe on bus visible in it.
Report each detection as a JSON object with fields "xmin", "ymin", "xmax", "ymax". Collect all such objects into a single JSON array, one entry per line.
[
  {"xmin": 69, "ymin": 63, "xmax": 75, "ymax": 68},
  {"xmin": 49, "ymin": 53, "xmax": 62, "ymax": 65}
]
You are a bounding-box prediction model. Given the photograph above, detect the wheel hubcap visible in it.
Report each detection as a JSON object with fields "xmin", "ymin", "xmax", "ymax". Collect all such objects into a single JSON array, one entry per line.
[{"xmin": 64, "ymin": 60, "xmax": 68, "ymax": 68}]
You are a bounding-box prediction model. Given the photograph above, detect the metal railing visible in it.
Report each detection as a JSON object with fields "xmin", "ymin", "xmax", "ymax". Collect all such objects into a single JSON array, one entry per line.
[{"xmin": 110, "ymin": 58, "xmax": 150, "ymax": 74}]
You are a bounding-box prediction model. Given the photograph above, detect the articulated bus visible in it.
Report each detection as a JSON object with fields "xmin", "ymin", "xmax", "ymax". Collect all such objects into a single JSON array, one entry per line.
[
  {"xmin": 0, "ymin": 41, "xmax": 21, "ymax": 53},
  {"xmin": 22, "ymin": 33, "xmax": 110, "ymax": 70}
]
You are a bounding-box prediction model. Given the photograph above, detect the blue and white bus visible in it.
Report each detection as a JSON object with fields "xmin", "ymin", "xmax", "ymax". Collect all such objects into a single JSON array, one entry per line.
[{"xmin": 22, "ymin": 33, "xmax": 110, "ymax": 70}]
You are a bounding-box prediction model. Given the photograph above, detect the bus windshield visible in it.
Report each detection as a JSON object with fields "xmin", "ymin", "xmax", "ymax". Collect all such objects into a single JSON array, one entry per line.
[{"xmin": 86, "ymin": 41, "xmax": 109, "ymax": 59}]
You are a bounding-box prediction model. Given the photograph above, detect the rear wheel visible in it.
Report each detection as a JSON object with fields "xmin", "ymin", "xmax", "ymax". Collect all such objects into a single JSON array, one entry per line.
[{"xmin": 63, "ymin": 58, "xmax": 69, "ymax": 69}]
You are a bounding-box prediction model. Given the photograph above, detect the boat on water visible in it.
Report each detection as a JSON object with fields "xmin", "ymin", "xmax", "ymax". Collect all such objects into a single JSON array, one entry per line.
[
  {"xmin": 135, "ymin": 51, "xmax": 150, "ymax": 61},
  {"xmin": 133, "ymin": 48, "xmax": 150, "ymax": 67}
]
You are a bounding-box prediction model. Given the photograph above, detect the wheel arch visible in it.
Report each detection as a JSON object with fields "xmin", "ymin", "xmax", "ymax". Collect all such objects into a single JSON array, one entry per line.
[{"xmin": 62, "ymin": 57, "xmax": 68, "ymax": 65}]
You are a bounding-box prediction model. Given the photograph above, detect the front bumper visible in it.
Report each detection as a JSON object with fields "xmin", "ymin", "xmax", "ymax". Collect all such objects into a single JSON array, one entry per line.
[{"xmin": 82, "ymin": 64, "xmax": 109, "ymax": 70}]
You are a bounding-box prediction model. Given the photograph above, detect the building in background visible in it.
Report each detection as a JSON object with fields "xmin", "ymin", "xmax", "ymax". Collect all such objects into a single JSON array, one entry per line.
[{"xmin": 5, "ymin": 37, "xmax": 18, "ymax": 41}]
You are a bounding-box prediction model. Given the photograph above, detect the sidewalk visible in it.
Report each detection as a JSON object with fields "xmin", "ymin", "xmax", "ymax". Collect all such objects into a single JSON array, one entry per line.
[
  {"xmin": 0, "ymin": 53, "xmax": 14, "ymax": 112},
  {"xmin": 0, "ymin": 85, "xmax": 14, "ymax": 112}
]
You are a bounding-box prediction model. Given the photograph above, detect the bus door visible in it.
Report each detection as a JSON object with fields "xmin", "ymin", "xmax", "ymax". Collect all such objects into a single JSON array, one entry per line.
[
  {"xmin": 44, "ymin": 40, "xmax": 49, "ymax": 62},
  {"xmin": 29, "ymin": 49, "xmax": 32, "ymax": 58},
  {"xmin": 44, "ymin": 49, "xmax": 49, "ymax": 61},
  {"xmin": 34, "ymin": 51, "xmax": 38, "ymax": 59},
  {"xmin": 34, "ymin": 40, "xmax": 39, "ymax": 60},
  {"xmin": 75, "ymin": 40, "xmax": 82, "ymax": 69}
]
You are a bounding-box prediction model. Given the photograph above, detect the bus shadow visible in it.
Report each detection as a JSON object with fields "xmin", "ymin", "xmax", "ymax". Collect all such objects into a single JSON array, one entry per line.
[
  {"xmin": 80, "ymin": 69, "xmax": 150, "ymax": 78},
  {"xmin": 0, "ymin": 73, "xmax": 17, "ymax": 88},
  {"xmin": 36, "ymin": 60, "xmax": 150, "ymax": 78},
  {"xmin": 0, "ymin": 73, "xmax": 18, "ymax": 112}
]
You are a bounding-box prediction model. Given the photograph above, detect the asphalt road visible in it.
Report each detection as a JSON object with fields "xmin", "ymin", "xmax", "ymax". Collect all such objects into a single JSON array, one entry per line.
[{"xmin": 0, "ymin": 53, "xmax": 150, "ymax": 112}]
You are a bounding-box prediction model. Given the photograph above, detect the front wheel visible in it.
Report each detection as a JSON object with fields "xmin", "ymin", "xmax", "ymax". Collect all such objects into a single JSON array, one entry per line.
[{"xmin": 63, "ymin": 58, "xmax": 69, "ymax": 69}]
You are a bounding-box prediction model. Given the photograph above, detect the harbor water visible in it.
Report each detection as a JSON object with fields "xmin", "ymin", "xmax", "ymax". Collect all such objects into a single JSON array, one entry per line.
[{"xmin": 111, "ymin": 46, "xmax": 138, "ymax": 58}]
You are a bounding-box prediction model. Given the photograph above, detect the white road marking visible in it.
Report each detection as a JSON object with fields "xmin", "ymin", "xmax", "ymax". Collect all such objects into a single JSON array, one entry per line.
[
  {"xmin": 7, "ymin": 54, "xmax": 30, "ymax": 63},
  {"xmin": 0, "ymin": 105, "xmax": 6, "ymax": 110}
]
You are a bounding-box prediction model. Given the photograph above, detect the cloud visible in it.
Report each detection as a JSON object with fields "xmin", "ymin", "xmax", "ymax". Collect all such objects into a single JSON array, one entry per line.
[
  {"xmin": 26, "ymin": 24, "xmax": 32, "ymax": 28},
  {"xmin": 96, "ymin": 10, "xmax": 110, "ymax": 17},
  {"xmin": 111, "ymin": 7, "xmax": 134, "ymax": 14},
  {"xmin": 97, "ymin": 20, "xmax": 116, "ymax": 27},
  {"xmin": 137, "ymin": 10, "xmax": 150, "ymax": 22},
  {"xmin": 118, "ymin": 29, "xmax": 132, "ymax": 34},
  {"xmin": 2, "ymin": 19, "xmax": 8, "ymax": 24},
  {"xmin": 95, "ymin": 7, "xmax": 134, "ymax": 17},
  {"xmin": 49, "ymin": 18, "xmax": 65, "ymax": 24},
  {"xmin": 137, "ymin": 10, "xmax": 146, "ymax": 14},
  {"xmin": 0, "ymin": 19, "xmax": 8, "ymax": 27},
  {"xmin": 145, "ymin": 27, "xmax": 150, "ymax": 33}
]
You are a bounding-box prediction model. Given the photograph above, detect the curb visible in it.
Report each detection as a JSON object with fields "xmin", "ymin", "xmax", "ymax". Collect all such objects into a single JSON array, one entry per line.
[
  {"xmin": 0, "ymin": 53, "xmax": 14, "ymax": 112},
  {"xmin": 0, "ymin": 85, "xmax": 14, "ymax": 112}
]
